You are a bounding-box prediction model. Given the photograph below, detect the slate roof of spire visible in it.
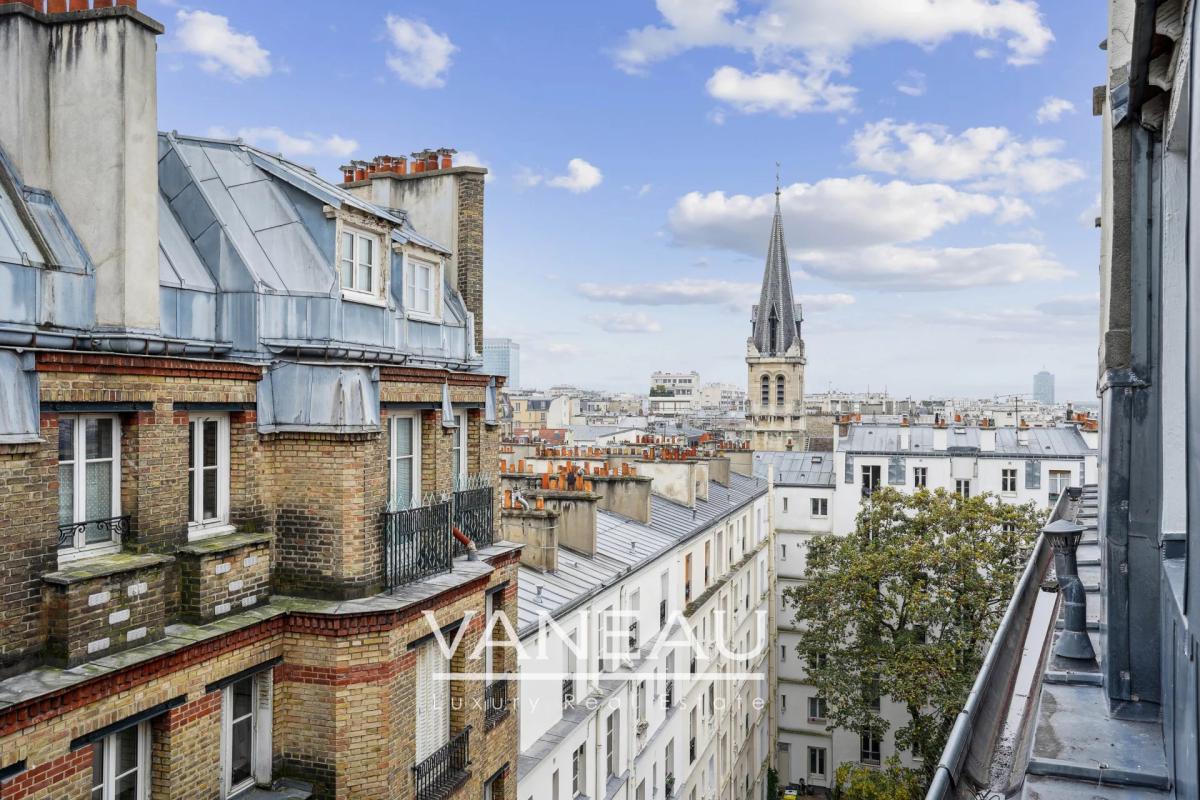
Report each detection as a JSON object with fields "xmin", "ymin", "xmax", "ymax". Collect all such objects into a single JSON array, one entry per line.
[{"xmin": 750, "ymin": 191, "xmax": 802, "ymax": 356}]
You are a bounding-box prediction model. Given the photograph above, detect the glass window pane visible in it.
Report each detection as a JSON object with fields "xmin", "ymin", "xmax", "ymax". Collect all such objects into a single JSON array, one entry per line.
[
  {"xmin": 233, "ymin": 676, "xmax": 253, "ymax": 718},
  {"xmin": 358, "ymin": 262, "xmax": 371, "ymax": 292},
  {"xmin": 115, "ymin": 727, "xmax": 139, "ymax": 773},
  {"xmin": 394, "ymin": 418, "xmax": 413, "ymax": 456},
  {"xmin": 114, "ymin": 771, "xmax": 138, "ymax": 800},
  {"xmin": 59, "ymin": 417, "xmax": 75, "ymax": 463},
  {"xmin": 84, "ymin": 460, "xmax": 113, "ymax": 528},
  {"xmin": 231, "ymin": 717, "xmax": 252, "ymax": 785},
  {"xmin": 85, "ymin": 418, "xmax": 113, "ymax": 459},
  {"xmin": 393, "ymin": 458, "xmax": 413, "ymax": 510},
  {"xmin": 59, "ymin": 464, "xmax": 75, "ymax": 527},
  {"xmin": 360, "ymin": 236, "xmax": 373, "ymax": 265},
  {"xmin": 341, "ymin": 258, "xmax": 353, "ymax": 289},
  {"xmin": 202, "ymin": 420, "xmax": 219, "ymax": 468},
  {"xmin": 188, "ymin": 464, "xmax": 195, "ymax": 523},
  {"xmin": 341, "ymin": 232, "xmax": 353, "ymax": 260},
  {"xmin": 203, "ymin": 466, "xmax": 218, "ymax": 520}
]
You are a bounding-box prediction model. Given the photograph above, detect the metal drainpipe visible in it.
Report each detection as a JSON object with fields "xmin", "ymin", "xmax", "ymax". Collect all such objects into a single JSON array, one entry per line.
[{"xmin": 1045, "ymin": 518, "xmax": 1096, "ymax": 661}]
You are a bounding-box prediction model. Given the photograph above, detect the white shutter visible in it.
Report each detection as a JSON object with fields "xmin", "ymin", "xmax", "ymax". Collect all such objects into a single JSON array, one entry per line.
[
  {"xmin": 416, "ymin": 644, "xmax": 451, "ymax": 762},
  {"xmin": 254, "ymin": 672, "xmax": 273, "ymax": 785}
]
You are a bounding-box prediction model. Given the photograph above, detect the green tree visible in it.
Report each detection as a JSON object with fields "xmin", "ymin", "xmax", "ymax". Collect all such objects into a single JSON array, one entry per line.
[
  {"xmin": 784, "ymin": 487, "xmax": 1041, "ymax": 785},
  {"xmin": 833, "ymin": 758, "xmax": 923, "ymax": 800}
]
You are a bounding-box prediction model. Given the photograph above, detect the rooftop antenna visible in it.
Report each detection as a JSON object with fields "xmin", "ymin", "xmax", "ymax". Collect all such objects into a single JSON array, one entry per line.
[{"xmin": 775, "ymin": 161, "xmax": 781, "ymax": 198}]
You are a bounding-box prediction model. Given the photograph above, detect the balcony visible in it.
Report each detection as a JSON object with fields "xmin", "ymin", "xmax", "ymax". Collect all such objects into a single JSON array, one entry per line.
[
  {"xmin": 628, "ymin": 621, "xmax": 639, "ymax": 652},
  {"xmin": 664, "ymin": 680, "xmax": 674, "ymax": 708},
  {"xmin": 413, "ymin": 726, "xmax": 471, "ymax": 800},
  {"xmin": 383, "ymin": 500, "xmax": 453, "ymax": 590},
  {"xmin": 484, "ymin": 680, "xmax": 510, "ymax": 730},
  {"xmin": 562, "ymin": 676, "xmax": 575, "ymax": 707},
  {"xmin": 689, "ymin": 737, "xmax": 696, "ymax": 763},
  {"xmin": 659, "ymin": 598, "xmax": 667, "ymax": 626}
]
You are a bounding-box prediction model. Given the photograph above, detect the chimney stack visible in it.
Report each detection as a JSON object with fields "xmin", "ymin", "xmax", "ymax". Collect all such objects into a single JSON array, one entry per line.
[{"xmin": 0, "ymin": 0, "xmax": 162, "ymax": 332}]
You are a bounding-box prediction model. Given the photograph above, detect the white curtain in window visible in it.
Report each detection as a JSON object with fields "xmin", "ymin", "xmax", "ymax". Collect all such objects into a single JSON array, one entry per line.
[{"xmin": 415, "ymin": 644, "xmax": 450, "ymax": 762}]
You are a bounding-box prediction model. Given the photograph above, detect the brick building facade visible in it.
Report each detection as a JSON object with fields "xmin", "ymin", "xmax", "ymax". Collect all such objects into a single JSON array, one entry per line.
[{"xmin": 0, "ymin": 2, "xmax": 518, "ymax": 798}]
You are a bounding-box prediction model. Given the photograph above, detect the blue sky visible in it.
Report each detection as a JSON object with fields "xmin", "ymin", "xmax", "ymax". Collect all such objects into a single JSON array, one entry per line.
[{"xmin": 148, "ymin": 0, "xmax": 1105, "ymax": 402}]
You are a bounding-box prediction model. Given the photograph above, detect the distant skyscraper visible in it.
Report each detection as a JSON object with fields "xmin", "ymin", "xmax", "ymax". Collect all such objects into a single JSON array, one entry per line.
[
  {"xmin": 484, "ymin": 337, "xmax": 521, "ymax": 389},
  {"xmin": 1033, "ymin": 370, "xmax": 1055, "ymax": 404}
]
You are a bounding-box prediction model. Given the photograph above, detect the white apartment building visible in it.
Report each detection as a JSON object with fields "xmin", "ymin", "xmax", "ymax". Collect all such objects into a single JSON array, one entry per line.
[
  {"xmin": 756, "ymin": 422, "xmax": 1098, "ymax": 787},
  {"xmin": 651, "ymin": 372, "xmax": 701, "ymax": 416},
  {"xmin": 512, "ymin": 464, "xmax": 775, "ymax": 800},
  {"xmin": 699, "ymin": 384, "xmax": 747, "ymax": 413}
]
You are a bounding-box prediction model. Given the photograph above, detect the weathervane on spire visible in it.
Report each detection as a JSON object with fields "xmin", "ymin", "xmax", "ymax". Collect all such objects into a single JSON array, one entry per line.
[{"xmin": 775, "ymin": 161, "xmax": 781, "ymax": 197}]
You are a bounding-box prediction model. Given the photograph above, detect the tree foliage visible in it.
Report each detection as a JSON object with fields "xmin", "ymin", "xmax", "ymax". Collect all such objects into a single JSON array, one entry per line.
[
  {"xmin": 783, "ymin": 487, "xmax": 1041, "ymax": 783},
  {"xmin": 833, "ymin": 758, "xmax": 924, "ymax": 800}
]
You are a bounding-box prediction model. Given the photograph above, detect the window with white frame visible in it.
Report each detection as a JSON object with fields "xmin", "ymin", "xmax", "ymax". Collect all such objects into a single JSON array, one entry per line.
[
  {"xmin": 913, "ymin": 466, "xmax": 927, "ymax": 488},
  {"xmin": 388, "ymin": 413, "xmax": 421, "ymax": 510},
  {"xmin": 807, "ymin": 747, "xmax": 826, "ymax": 778},
  {"xmin": 450, "ymin": 413, "xmax": 468, "ymax": 487},
  {"xmin": 810, "ymin": 497, "xmax": 828, "ymax": 517},
  {"xmin": 1001, "ymin": 467, "xmax": 1017, "ymax": 494},
  {"xmin": 58, "ymin": 415, "xmax": 122, "ymax": 554},
  {"xmin": 859, "ymin": 730, "xmax": 881, "ymax": 765},
  {"xmin": 188, "ymin": 414, "xmax": 230, "ymax": 536},
  {"xmin": 1049, "ymin": 469, "xmax": 1072, "ymax": 499},
  {"xmin": 606, "ymin": 710, "xmax": 619, "ymax": 778},
  {"xmin": 807, "ymin": 696, "xmax": 826, "ymax": 722},
  {"xmin": 91, "ymin": 721, "xmax": 149, "ymax": 800},
  {"xmin": 340, "ymin": 226, "xmax": 380, "ymax": 297},
  {"xmin": 955, "ymin": 479, "xmax": 971, "ymax": 498},
  {"xmin": 222, "ymin": 671, "xmax": 272, "ymax": 797},
  {"xmin": 572, "ymin": 743, "xmax": 586, "ymax": 797},
  {"xmin": 406, "ymin": 256, "xmax": 441, "ymax": 318}
]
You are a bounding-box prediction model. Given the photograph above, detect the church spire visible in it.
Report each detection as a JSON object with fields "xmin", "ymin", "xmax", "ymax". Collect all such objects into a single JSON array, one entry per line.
[{"xmin": 751, "ymin": 178, "xmax": 800, "ymax": 356}]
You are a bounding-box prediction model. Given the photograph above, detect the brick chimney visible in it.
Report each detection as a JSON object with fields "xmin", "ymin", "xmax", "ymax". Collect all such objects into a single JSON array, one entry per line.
[
  {"xmin": 0, "ymin": 1, "xmax": 162, "ymax": 332},
  {"xmin": 340, "ymin": 147, "xmax": 487, "ymax": 353}
]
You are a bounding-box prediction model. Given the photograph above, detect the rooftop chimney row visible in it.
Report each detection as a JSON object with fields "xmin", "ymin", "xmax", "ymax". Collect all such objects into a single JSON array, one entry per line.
[
  {"xmin": 5, "ymin": 0, "xmax": 136, "ymax": 10},
  {"xmin": 341, "ymin": 148, "xmax": 457, "ymax": 184}
]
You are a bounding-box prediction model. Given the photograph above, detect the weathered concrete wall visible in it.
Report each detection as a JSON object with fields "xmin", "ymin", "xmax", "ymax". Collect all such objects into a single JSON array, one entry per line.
[
  {"xmin": 542, "ymin": 492, "xmax": 599, "ymax": 556},
  {"xmin": 499, "ymin": 508, "xmax": 558, "ymax": 571},
  {"xmin": 590, "ymin": 474, "xmax": 652, "ymax": 523},
  {"xmin": 634, "ymin": 460, "xmax": 697, "ymax": 508}
]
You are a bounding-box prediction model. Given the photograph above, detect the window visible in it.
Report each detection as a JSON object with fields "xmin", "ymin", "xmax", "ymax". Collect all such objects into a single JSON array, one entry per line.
[
  {"xmin": 782, "ymin": 497, "xmax": 788, "ymax": 512},
  {"xmin": 406, "ymin": 256, "xmax": 440, "ymax": 318},
  {"xmin": 188, "ymin": 414, "xmax": 230, "ymax": 536},
  {"xmin": 779, "ymin": 544, "xmax": 787, "ymax": 560},
  {"xmin": 660, "ymin": 572, "xmax": 669, "ymax": 626},
  {"xmin": 807, "ymin": 747, "xmax": 826, "ymax": 778},
  {"xmin": 807, "ymin": 696, "xmax": 826, "ymax": 722},
  {"xmin": 606, "ymin": 711, "xmax": 619, "ymax": 778},
  {"xmin": 859, "ymin": 730, "xmax": 881, "ymax": 765},
  {"xmin": 564, "ymin": 630, "xmax": 577, "ymax": 706},
  {"xmin": 340, "ymin": 227, "xmax": 379, "ymax": 296},
  {"xmin": 553, "ymin": 770, "xmax": 560, "ymax": 800},
  {"xmin": 955, "ymin": 479, "xmax": 971, "ymax": 498},
  {"xmin": 759, "ymin": 375, "xmax": 770, "ymax": 405},
  {"xmin": 780, "ymin": 693, "xmax": 787, "ymax": 712},
  {"xmin": 913, "ymin": 466, "xmax": 927, "ymax": 488},
  {"xmin": 636, "ymin": 781, "xmax": 645, "ymax": 800},
  {"xmin": 860, "ymin": 464, "xmax": 881, "ymax": 495},
  {"xmin": 58, "ymin": 415, "xmax": 121, "ymax": 554},
  {"xmin": 91, "ymin": 722, "xmax": 149, "ymax": 800},
  {"xmin": 1049, "ymin": 469, "xmax": 1072, "ymax": 499},
  {"xmin": 222, "ymin": 671, "xmax": 272, "ymax": 796},
  {"xmin": 780, "ymin": 645, "xmax": 786, "ymax": 661},
  {"xmin": 572, "ymin": 743, "xmax": 586, "ymax": 797},
  {"xmin": 388, "ymin": 414, "xmax": 421, "ymax": 510},
  {"xmin": 665, "ymin": 740, "xmax": 674, "ymax": 784},
  {"xmin": 451, "ymin": 413, "xmax": 468, "ymax": 487},
  {"xmin": 1001, "ymin": 468, "xmax": 1017, "ymax": 494},
  {"xmin": 775, "ymin": 375, "xmax": 786, "ymax": 406},
  {"xmin": 810, "ymin": 497, "xmax": 828, "ymax": 518}
]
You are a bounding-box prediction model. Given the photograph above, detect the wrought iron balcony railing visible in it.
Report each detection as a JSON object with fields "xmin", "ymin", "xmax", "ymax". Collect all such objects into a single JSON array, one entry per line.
[
  {"xmin": 383, "ymin": 500, "xmax": 453, "ymax": 590},
  {"xmin": 452, "ymin": 477, "xmax": 495, "ymax": 557},
  {"xmin": 57, "ymin": 514, "xmax": 128, "ymax": 550},
  {"xmin": 484, "ymin": 680, "xmax": 510, "ymax": 730},
  {"xmin": 413, "ymin": 726, "xmax": 471, "ymax": 800},
  {"xmin": 664, "ymin": 680, "xmax": 674, "ymax": 708},
  {"xmin": 562, "ymin": 676, "xmax": 575, "ymax": 707}
]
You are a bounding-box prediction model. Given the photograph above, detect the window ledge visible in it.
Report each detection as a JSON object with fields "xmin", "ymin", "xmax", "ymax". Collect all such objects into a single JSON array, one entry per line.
[
  {"xmin": 186, "ymin": 522, "xmax": 237, "ymax": 543},
  {"xmin": 340, "ymin": 289, "xmax": 388, "ymax": 308},
  {"xmin": 43, "ymin": 551, "xmax": 175, "ymax": 585},
  {"xmin": 177, "ymin": 529, "xmax": 273, "ymax": 556},
  {"xmin": 405, "ymin": 310, "xmax": 443, "ymax": 324},
  {"xmin": 56, "ymin": 542, "xmax": 121, "ymax": 566},
  {"xmin": 234, "ymin": 778, "xmax": 314, "ymax": 800}
]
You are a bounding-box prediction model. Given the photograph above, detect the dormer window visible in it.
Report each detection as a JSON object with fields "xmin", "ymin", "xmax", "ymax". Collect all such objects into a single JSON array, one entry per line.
[
  {"xmin": 405, "ymin": 255, "xmax": 442, "ymax": 321},
  {"xmin": 340, "ymin": 226, "xmax": 381, "ymax": 299}
]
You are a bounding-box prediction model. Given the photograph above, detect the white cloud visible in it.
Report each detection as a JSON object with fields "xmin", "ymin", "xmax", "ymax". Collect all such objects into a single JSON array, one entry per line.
[
  {"xmin": 521, "ymin": 159, "xmax": 604, "ymax": 193},
  {"xmin": 669, "ymin": 178, "xmax": 1011, "ymax": 255},
  {"xmin": 705, "ymin": 66, "xmax": 856, "ymax": 115},
  {"xmin": 800, "ymin": 243, "xmax": 1070, "ymax": 289},
  {"xmin": 1034, "ymin": 292, "xmax": 1099, "ymax": 316},
  {"xmin": 454, "ymin": 151, "xmax": 494, "ymax": 182},
  {"xmin": 666, "ymin": 182, "xmax": 1067, "ymax": 290},
  {"xmin": 587, "ymin": 311, "xmax": 664, "ymax": 333},
  {"xmin": 384, "ymin": 16, "xmax": 456, "ymax": 88},
  {"xmin": 1036, "ymin": 96, "xmax": 1076, "ymax": 124},
  {"xmin": 578, "ymin": 278, "xmax": 854, "ymax": 311},
  {"xmin": 174, "ymin": 10, "xmax": 271, "ymax": 79},
  {"xmin": 219, "ymin": 127, "xmax": 358, "ymax": 160},
  {"xmin": 894, "ymin": 69, "xmax": 926, "ymax": 97},
  {"xmin": 850, "ymin": 119, "xmax": 1086, "ymax": 194}
]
